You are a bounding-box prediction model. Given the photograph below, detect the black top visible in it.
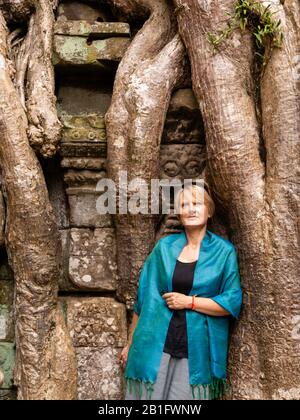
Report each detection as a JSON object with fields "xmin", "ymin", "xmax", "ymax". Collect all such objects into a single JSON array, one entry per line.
[{"xmin": 163, "ymin": 258, "xmax": 197, "ymax": 358}]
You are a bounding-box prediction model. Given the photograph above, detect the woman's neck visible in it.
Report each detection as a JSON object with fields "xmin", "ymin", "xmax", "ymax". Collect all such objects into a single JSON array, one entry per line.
[{"xmin": 184, "ymin": 225, "xmax": 207, "ymax": 248}]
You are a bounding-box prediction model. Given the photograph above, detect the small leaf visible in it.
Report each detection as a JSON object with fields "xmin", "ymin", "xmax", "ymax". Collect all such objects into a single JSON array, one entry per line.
[
  {"xmin": 254, "ymin": 33, "xmax": 262, "ymax": 43},
  {"xmin": 262, "ymin": 4, "xmax": 271, "ymax": 15},
  {"xmin": 254, "ymin": 51, "xmax": 264, "ymax": 58}
]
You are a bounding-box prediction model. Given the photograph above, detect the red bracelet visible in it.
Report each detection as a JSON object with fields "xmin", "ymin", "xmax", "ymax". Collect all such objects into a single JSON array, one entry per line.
[{"xmin": 191, "ymin": 295, "xmax": 196, "ymax": 310}]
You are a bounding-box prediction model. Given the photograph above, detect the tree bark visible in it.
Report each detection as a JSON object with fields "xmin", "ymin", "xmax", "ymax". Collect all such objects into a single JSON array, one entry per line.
[
  {"xmin": 7, "ymin": 0, "xmax": 62, "ymax": 158},
  {"xmin": 173, "ymin": 0, "xmax": 300, "ymax": 399},
  {"xmin": 173, "ymin": 0, "xmax": 265, "ymax": 399},
  {"xmin": 0, "ymin": 3, "xmax": 77, "ymax": 400},
  {"xmin": 105, "ymin": 0, "xmax": 187, "ymax": 309},
  {"xmin": 0, "ymin": 0, "xmax": 297, "ymax": 401},
  {"xmin": 259, "ymin": 0, "xmax": 300, "ymax": 399}
]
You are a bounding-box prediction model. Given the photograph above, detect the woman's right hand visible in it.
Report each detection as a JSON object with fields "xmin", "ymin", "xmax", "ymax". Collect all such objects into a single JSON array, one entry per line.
[{"xmin": 120, "ymin": 343, "xmax": 130, "ymax": 370}]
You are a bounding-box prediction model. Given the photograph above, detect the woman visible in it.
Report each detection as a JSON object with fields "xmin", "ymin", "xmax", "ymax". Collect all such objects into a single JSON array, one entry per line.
[{"xmin": 120, "ymin": 182, "xmax": 242, "ymax": 400}]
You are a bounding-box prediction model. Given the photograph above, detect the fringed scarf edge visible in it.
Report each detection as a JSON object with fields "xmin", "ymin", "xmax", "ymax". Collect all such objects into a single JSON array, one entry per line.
[
  {"xmin": 125, "ymin": 377, "xmax": 156, "ymax": 400},
  {"xmin": 191, "ymin": 377, "xmax": 230, "ymax": 400},
  {"xmin": 125, "ymin": 376, "xmax": 230, "ymax": 400}
]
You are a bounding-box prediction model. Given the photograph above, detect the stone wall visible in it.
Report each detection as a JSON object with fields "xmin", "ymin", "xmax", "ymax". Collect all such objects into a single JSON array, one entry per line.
[
  {"xmin": 0, "ymin": 0, "xmax": 207, "ymax": 400},
  {"xmin": 0, "ymin": 252, "xmax": 16, "ymax": 399}
]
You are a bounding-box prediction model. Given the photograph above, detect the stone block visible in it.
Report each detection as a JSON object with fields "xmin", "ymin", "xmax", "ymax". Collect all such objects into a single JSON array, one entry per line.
[
  {"xmin": 67, "ymin": 191, "xmax": 112, "ymax": 228},
  {"xmin": 57, "ymin": 83, "xmax": 112, "ymax": 115},
  {"xmin": 0, "ymin": 305, "xmax": 14, "ymax": 343},
  {"xmin": 76, "ymin": 347, "xmax": 125, "ymax": 400},
  {"xmin": 61, "ymin": 157, "xmax": 106, "ymax": 170},
  {"xmin": 0, "ymin": 343, "xmax": 15, "ymax": 389},
  {"xmin": 65, "ymin": 297, "xmax": 127, "ymax": 348},
  {"xmin": 162, "ymin": 88, "xmax": 205, "ymax": 144},
  {"xmin": 160, "ymin": 143, "xmax": 206, "ymax": 180},
  {"xmin": 55, "ymin": 21, "xmax": 130, "ymax": 38},
  {"xmin": 59, "ymin": 113, "xmax": 107, "ymax": 143},
  {"xmin": 0, "ymin": 279, "xmax": 13, "ymax": 306},
  {"xmin": 53, "ymin": 35, "xmax": 130, "ymax": 67},
  {"xmin": 69, "ymin": 228, "xmax": 117, "ymax": 290},
  {"xmin": 59, "ymin": 142, "xmax": 107, "ymax": 158},
  {"xmin": 62, "ymin": 297, "xmax": 127, "ymax": 400},
  {"xmin": 64, "ymin": 169, "xmax": 106, "ymax": 188},
  {"xmin": 0, "ymin": 264, "xmax": 14, "ymax": 343}
]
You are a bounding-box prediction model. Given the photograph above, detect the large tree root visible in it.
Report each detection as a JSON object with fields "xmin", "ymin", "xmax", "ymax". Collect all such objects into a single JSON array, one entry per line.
[
  {"xmin": 105, "ymin": 0, "xmax": 187, "ymax": 308},
  {"xmin": 5, "ymin": 0, "xmax": 62, "ymax": 158},
  {"xmin": 258, "ymin": 0, "xmax": 300, "ymax": 399},
  {"xmin": 0, "ymin": 4, "xmax": 77, "ymax": 400},
  {"xmin": 173, "ymin": 0, "xmax": 300, "ymax": 399}
]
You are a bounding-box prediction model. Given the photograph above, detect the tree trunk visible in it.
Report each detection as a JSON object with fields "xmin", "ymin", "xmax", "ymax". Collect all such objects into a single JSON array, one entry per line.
[
  {"xmin": 105, "ymin": 0, "xmax": 187, "ymax": 309},
  {"xmin": 173, "ymin": 0, "xmax": 299, "ymax": 399},
  {"xmin": 0, "ymin": 2, "xmax": 77, "ymax": 400},
  {"xmin": 24, "ymin": 0, "xmax": 63, "ymax": 158},
  {"xmin": 0, "ymin": 0, "xmax": 298, "ymax": 400},
  {"xmin": 259, "ymin": 0, "xmax": 300, "ymax": 399}
]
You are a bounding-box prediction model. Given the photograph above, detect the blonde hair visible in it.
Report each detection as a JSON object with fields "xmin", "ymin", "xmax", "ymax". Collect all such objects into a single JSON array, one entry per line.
[{"xmin": 174, "ymin": 182, "xmax": 215, "ymax": 218}]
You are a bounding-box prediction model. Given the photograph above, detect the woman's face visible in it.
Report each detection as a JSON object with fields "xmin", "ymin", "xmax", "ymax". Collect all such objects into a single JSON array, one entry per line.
[{"xmin": 179, "ymin": 188, "xmax": 209, "ymax": 227}]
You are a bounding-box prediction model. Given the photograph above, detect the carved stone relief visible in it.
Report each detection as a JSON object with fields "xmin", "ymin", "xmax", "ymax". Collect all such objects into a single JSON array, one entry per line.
[{"xmin": 61, "ymin": 297, "xmax": 127, "ymax": 400}]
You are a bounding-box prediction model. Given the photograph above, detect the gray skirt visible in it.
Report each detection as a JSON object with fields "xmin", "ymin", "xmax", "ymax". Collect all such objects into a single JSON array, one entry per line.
[{"xmin": 125, "ymin": 351, "xmax": 211, "ymax": 400}]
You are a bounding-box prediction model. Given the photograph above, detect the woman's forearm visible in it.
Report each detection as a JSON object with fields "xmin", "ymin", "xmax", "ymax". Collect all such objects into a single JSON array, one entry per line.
[
  {"xmin": 127, "ymin": 312, "xmax": 139, "ymax": 345},
  {"xmin": 187, "ymin": 296, "xmax": 230, "ymax": 317}
]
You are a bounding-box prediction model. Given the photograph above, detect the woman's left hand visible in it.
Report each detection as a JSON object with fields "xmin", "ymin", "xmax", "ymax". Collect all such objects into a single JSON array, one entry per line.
[{"xmin": 162, "ymin": 292, "xmax": 191, "ymax": 310}]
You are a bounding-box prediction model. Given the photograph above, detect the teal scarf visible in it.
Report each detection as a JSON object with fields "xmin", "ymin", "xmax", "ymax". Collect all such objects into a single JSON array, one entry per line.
[{"xmin": 124, "ymin": 229, "xmax": 242, "ymax": 399}]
